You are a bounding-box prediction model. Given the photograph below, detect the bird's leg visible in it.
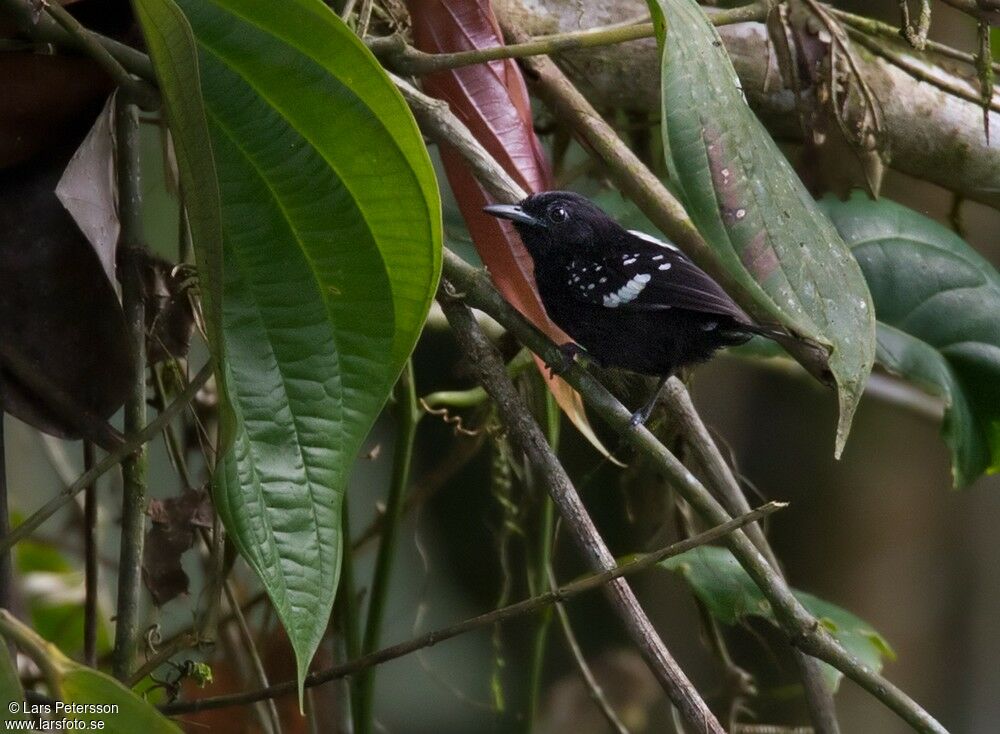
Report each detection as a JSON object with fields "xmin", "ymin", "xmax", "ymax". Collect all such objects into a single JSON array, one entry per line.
[
  {"xmin": 546, "ymin": 342, "xmax": 587, "ymax": 378},
  {"xmin": 630, "ymin": 375, "xmax": 670, "ymax": 428}
]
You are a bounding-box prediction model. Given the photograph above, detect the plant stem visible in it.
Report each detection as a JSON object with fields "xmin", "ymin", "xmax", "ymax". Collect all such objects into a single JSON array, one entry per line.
[
  {"xmin": 0, "ymin": 362, "xmax": 212, "ymax": 554},
  {"xmin": 831, "ymin": 6, "xmax": 1000, "ymax": 74},
  {"xmin": 441, "ymin": 250, "xmax": 946, "ymax": 734},
  {"xmin": 549, "ymin": 566, "xmax": 629, "ymax": 734},
  {"xmin": 524, "ymin": 392, "xmax": 559, "ymax": 729},
  {"xmin": 338, "ymin": 496, "xmax": 361, "ymax": 733},
  {"xmin": 83, "ymin": 442, "xmax": 98, "ymax": 667},
  {"xmin": 223, "ymin": 579, "xmax": 283, "ymax": 734},
  {"xmin": 372, "ymin": 3, "xmax": 767, "ymax": 76},
  {"xmin": 161, "ymin": 502, "xmax": 783, "ymax": 715},
  {"xmin": 112, "ymin": 97, "xmax": 148, "ymax": 682},
  {"xmin": 371, "ymin": 22, "xmax": 656, "ymax": 76},
  {"xmin": 845, "ymin": 25, "xmax": 1000, "ymax": 114},
  {"xmin": 356, "ymin": 361, "xmax": 419, "ymax": 734},
  {"xmin": 438, "ymin": 291, "xmax": 725, "ymax": 734}
]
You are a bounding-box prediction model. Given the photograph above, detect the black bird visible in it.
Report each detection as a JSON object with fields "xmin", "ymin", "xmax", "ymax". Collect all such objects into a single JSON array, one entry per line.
[{"xmin": 484, "ymin": 191, "xmax": 780, "ymax": 425}]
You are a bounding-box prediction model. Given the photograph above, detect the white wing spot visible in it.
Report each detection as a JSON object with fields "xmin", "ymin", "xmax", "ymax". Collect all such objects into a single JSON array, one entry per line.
[
  {"xmin": 628, "ymin": 229, "xmax": 680, "ymax": 252},
  {"xmin": 658, "ymin": 263, "xmax": 672, "ymax": 271},
  {"xmin": 602, "ymin": 273, "xmax": 651, "ymax": 308},
  {"xmin": 652, "ymin": 255, "xmax": 664, "ymax": 261},
  {"xmin": 599, "ymin": 277, "xmax": 607, "ymax": 283},
  {"xmin": 623, "ymin": 257, "xmax": 637, "ymax": 265}
]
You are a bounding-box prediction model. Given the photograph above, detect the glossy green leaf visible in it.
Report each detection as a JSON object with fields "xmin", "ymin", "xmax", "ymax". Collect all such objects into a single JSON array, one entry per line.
[
  {"xmin": 138, "ymin": 0, "xmax": 441, "ymax": 697},
  {"xmin": 61, "ymin": 669, "xmax": 181, "ymax": 734},
  {"xmin": 0, "ymin": 612, "xmax": 179, "ymax": 733},
  {"xmin": 662, "ymin": 546, "xmax": 894, "ymax": 692},
  {"xmin": 820, "ymin": 193, "xmax": 1000, "ymax": 487},
  {"xmin": 648, "ymin": 0, "xmax": 876, "ymax": 455}
]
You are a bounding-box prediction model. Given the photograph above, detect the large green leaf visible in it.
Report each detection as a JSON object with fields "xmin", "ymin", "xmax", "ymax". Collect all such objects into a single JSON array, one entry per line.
[
  {"xmin": 648, "ymin": 0, "xmax": 876, "ymax": 455},
  {"xmin": 138, "ymin": 0, "xmax": 441, "ymax": 696},
  {"xmin": 0, "ymin": 612, "xmax": 179, "ymax": 733},
  {"xmin": 820, "ymin": 193, "xmax": 1000, "ymax": 487},
  {"xmin": 662, "ymin": 546, "xmax": 894, "ymax": 692}
]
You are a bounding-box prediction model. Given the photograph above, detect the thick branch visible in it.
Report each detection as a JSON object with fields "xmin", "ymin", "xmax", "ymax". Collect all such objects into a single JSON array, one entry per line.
[{"xmin": 160, "ymin": 503, "xmax": 782, "ymax": 716}]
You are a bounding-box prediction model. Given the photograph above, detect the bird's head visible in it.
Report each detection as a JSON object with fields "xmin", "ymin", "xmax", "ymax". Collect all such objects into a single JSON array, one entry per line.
[{"xmin": 484, "ymin": 191, "xmax": 621, "ymax": 260}]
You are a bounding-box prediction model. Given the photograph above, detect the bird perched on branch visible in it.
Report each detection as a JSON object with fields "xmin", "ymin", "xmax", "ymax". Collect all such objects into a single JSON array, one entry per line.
[{"xmin": 484, "ymin": 191, "xmax": 791, "ymax": 425}]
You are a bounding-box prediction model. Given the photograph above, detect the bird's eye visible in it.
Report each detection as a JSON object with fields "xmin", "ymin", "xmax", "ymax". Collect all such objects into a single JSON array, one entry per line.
[{"xmin": 549, "ymin": 205, "xmax": 568, "ymax": 223}]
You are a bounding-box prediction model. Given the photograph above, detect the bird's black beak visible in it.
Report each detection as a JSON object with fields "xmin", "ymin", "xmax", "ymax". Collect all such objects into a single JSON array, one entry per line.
[{"xmin": 483, "ymin": 204, "xmax": 546, "ymax": 228}]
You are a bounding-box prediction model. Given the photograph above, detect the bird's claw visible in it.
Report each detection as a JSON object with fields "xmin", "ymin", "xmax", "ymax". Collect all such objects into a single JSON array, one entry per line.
[{"xmin": 629, "ymin": 407, "xmax": 652, "ymax": 428}]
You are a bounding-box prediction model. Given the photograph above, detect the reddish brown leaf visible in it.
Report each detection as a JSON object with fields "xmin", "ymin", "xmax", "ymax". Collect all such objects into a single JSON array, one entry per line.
[
  {"xmin": 408, "ymin": 0, "xmax": 614, "ymax": 458},
  {"xmin": 143, "ymin": 489, "xmax": 213, "ymax": 606}
]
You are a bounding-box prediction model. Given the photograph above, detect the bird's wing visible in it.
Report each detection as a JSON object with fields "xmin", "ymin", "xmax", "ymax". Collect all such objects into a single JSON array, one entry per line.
[{"xmin": 570, "ymin": 230, "xmax": 752, "ymax": 323}]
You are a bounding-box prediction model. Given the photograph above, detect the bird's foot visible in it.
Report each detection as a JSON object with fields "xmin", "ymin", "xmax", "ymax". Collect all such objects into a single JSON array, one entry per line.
[
  {"xmin": 629, "ymin": 376, "xmax": 669, "ymax": 429},
  {"xmin": 546, "ymin": 343, "xmax": 586, "ymax": 378},
  {"xmin": 629, "ymin": 402, "xmax": 656, "ymax": 428}
]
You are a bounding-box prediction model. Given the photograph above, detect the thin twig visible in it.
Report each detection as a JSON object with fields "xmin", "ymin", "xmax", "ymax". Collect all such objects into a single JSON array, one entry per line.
[
  {"xmin": 35, "ymin": 0, "xmax": 158, "ymax": 108},
  {"xmin": 845, "ymin": 25, "xmax": 1000, "ymax": 114},
  {"xmin": 160, "ymin": 502, "xmax": 784, "ymax": 715},
  {"xmin": 112, "ymin": 97, "xmax": 148, "ymax": 682},
  {"xmin": 372, "ymin": 3, "xmax": 767, "ymax": 76},
  {"xmin": 548, "ymin": 566, "xmax": 629, "ymax": 734},
  {"xmin": 356, "ymin": 361, "xmax": 420, "ymax": 734},
  {"xmin": 438, "ymin": 291, "xmax": 724, "ymax": 733},
  {"xmin": 371, "ymin": 23, "xmax": 657, "ymax": 76},
  {"xmin": 525, "ymin": 393, "xmax": 560, "ymax": 726},
  {"xmin": 224, "ymin": 580, "xmax": 282, "ymax": 734},
  {"xmin": 337, "ymin": 496, "xmax": 362, "ymax": 732},
  {"xmin": 441, "ymin": 250, "xmax": 946, "ymax": 734},
  {"xmin": 831, "ymin": 6, "xmax": 1000, "ymax": 74},
  {"xmin": 0, "ymin": 362, "xmax": 213, "ymax": 554}
]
